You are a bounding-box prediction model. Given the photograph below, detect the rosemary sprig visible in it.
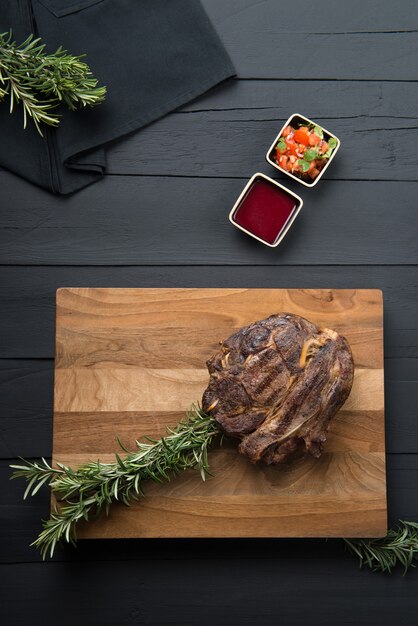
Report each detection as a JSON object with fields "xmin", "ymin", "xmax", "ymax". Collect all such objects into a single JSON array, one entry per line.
[
  {"xmin": 344, "ymin": 521, "xmax": 418, "ymax": 574},
  {"xmin": 0, "ymin": 31, "xmax": 106, "ymax": 135},
  {"xmin": 11, "ymin": 405, "xmax": 418, "ymax": 572},
  {"xmin": 10, "ymin": 406, "xmax": 218, "ymax": 559}
]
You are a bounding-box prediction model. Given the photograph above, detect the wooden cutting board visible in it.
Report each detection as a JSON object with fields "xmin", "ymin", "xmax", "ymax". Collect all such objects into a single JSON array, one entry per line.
[{"xmin": 53, "ymin": 288, "xmax": 386, "ymax": 538}]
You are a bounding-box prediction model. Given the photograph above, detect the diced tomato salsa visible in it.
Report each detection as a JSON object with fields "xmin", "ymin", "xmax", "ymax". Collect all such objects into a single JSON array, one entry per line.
[{"xmin": 275, "ymin": 123, "xmax": 337, "ymax": 181}]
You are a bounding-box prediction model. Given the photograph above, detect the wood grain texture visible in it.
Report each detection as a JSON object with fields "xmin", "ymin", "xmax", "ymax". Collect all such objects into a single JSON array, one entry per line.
[
  {"xmin": 53, "ymin": 288, "xmax": 386, "ymax": 538},
  {"xmin": 4, "ymin": 81, "xmax": 418, "ymax": 181},
  {"xmin": 107, "ymin": 81, "xmax": 418, "ymax": 180},
  {"xmin": 2, "ymin": 0, "xmax": 418, "ymax": 621},
  {"xmin": 1, "ymin": 176, "xmax": 417, "ymax": 265},
  {"xmin": 203, "ymin": 0, "xmax": 418, "ymax": 35},
  {"xmin": 203, "ymin": 0, "xmax": 418, "ymax": 79},
  {"xmin": 2, "ymin": 267, "xmax": 416, "ymax": 460},
  {"xmin": 107, "ymin": 113, "xmax": 418, "ymax": 180},
  {"xmin": 1, "ymin": 455, "xmax": 415, "ymax": 564},
  {"xmin": 3, "ymin": 357, "xmax": 416, "ymax": 460},
  {"xmin": 2, "ymin": 555, "xmax": 418, "ymax": 625},
  {"xmin": 179, "ymin": 80, "xmax": 418, "ymax": 118},
  {"xmin": 1, "ymin": 265, "xmax": 417, "ymax": 359}
]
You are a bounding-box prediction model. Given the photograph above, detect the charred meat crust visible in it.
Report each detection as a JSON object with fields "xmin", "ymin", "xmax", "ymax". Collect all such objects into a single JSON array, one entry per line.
[{"xmin": 202, "ymin": 313, "xmax": 354, "ymax": 465}]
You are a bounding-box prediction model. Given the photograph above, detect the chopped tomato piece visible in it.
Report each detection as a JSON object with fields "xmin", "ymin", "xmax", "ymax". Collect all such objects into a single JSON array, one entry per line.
[
  {"xmin": 308, "ymin": 132, "xmax": 321, "ymax": 146},
  {"xmin": 274, "ymin": 121, "xmax": 335, "ymax": 180},
  {"xmin": 278, "ymin": 155, "xmax": 289, "ymax": 169},
  {"xmin": 294, "ymin": 129, "xmax": 310, "ymax": 146},
  {"xmin": 285, "ymin": 139, "xmax": 299, "ymax": 156}
]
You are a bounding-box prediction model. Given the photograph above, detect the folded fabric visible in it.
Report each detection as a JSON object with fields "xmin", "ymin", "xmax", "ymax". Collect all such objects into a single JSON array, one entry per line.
[{"xmin": 0, "ymin": 0, "xmax": 235, "ymax": 194}]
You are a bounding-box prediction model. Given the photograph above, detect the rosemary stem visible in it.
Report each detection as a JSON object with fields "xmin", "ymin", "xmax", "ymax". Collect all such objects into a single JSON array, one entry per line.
[
  {"xmin": 10, "ymin": 406, "xmax": 219, "ymax": 559},
  {"xmin": 10, "ymin": 406, "xmax": 418, "ymax": 573},
  {"xmin": 343, "ymin": 521, "xmax": 418, "ymax": 574},
  {"xmin": 0, "ymin": 31, "xmax": 106, "ymax": 134}
]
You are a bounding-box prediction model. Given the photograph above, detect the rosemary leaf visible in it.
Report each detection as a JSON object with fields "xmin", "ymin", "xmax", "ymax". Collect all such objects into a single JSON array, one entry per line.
[
  {"xmin": 13, "ymin": 404, "xmax": 418, "ymax": 574},
  {"xmin": 0, "ymin": 31, "xmax": 106, "ymax": 135},
  {"xmin": 11, "ymin": 406, "xmax": 218, "ymax": 559},
  {"xmin": 344, "ymin": 521, "xmax": 418, "ymax": 574}
]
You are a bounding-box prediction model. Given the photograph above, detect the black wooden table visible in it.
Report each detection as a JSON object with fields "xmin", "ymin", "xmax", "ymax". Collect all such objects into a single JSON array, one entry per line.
[{"xmin": 1, "ymin": 1, "xmax": 418, "ymax": 623}]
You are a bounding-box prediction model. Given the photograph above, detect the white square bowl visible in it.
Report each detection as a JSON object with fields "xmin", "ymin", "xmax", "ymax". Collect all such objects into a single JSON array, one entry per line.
[
  {"xmin": 229, "ymin": 172, "xmax": 303, "ymax": 248},
  {"xmin": 266, "ymin": 113, "xmax": 341, "ymax": 187}
]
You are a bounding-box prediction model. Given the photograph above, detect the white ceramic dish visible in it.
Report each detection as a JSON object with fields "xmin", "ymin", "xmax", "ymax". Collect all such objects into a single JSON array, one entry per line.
[
  {"xmin": 266, "ymin": 113, "xmax": 341, "ymax": 187},
  {"xmin": 229, "ymin": 172, "xmax": 303, "ymax": 248}
]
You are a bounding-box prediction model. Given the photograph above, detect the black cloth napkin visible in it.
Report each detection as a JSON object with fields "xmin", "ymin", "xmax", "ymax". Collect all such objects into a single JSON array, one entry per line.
[{"xmin": 0, "ymin": 0, "xmax": 235, "ymax": 193}]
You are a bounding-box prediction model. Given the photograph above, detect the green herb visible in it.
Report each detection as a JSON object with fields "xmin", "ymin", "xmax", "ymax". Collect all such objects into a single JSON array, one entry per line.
[
  {"xmin": 344, "ymin": 521, "xmax": 418, "ymax": 574},
  {"xmin": 298, "ymin": 159, "xmax": 311, "ymax": 173},
  {"xmin": 321, "ymin": 147, "xmax": 334, "ymax": 159},
  {"xmin": 303, "ymin": 148, "xmax": 318, "ymax": 162},
  {"xmin": 0, "ymin": 31, "xmax": 106, "ymax": 135},
  {"xmin": 298, "ymin": 148, "xmax": 317, "ymax": 174},
  {"xmin": 298, "ymin": 148, "xmax": 317, "ymax": 173},
  {"xmin": 12, "ymin": 404, "xmax": 418, "ymax": 574},
  {"xmin": 10, "ymin": 406, "xmax": 218, "ymax": 559},
  {"xmin": 276, "ymin": 137, "xmax": 287, "ymax": 152},
  {"xmin": 318, "ymin": 137, "xmax": 338, "ymax": 160},
  {"xmin": 313, "ymin": 125, "xmax": 323, "ymax": 138}
]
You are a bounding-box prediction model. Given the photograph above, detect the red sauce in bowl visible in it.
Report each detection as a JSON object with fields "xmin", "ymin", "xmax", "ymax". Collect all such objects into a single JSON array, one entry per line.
[{"xmin": 231, "ymin": 176, "xmax": 299, "ymax": 245}]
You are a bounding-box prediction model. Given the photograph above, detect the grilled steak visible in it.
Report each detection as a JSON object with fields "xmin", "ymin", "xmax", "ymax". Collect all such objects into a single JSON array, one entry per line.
[{"xmin": 202, "ymin": 313, "xmax": 354, "ymax": 465}]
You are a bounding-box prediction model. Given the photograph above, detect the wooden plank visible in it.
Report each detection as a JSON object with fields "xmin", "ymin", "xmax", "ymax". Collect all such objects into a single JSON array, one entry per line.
[
  {"xmin": 52, "ymin": 288, "xmax": 386, "ymax": 538},
  {"xmin": 52, "ymin": 409, "xmax": 383, "ymax": 455},
  {"xmin": 54, "ymin": 287, "xmax": 383, "ymax": 369},
  {"xmin": 1, "ymin": 266, "xmax": 417, "ymax": 359},
  {"xmin": 1, "ymin": 268, "xmax": 416, "ymax": 459},
  {"xmin": 108, "ymin": 113, "xmax": 418, "ymax": 180},
  {"xmin": 0, "ymin": 360, "xmax": 53, "ymax": 459},
  {"xmin": 1, "ymin": 555, "xmax": 418, "ymax": 625},
  {"xmin": 203, "ymin": 0, "xmax": 418, "ymax": 79},
  {"xmin": 54, "ymin": 328, "xmax": 383, "ymax": 370},
  {"xmin": 204, "ymin": 0, "xmax": 418, "ymax": 33},
  {"xmin": 1, "ymin": 176, "xmax": 417, "ymax": 265},
  {"xmin": 1, "ymin": 455, "xmax": 415, "ymax": 564},
  {"xmin": 1, "ymin": 358, "xmax": 416, "ymax": 458},
  {"xmin": 53, "ymin": 368, "xmax": 383, "ymax": 413},
  {"xmin": 179, "ymin": 80, "xmax": 418, "ymax": 117},
  {"xmin": 5, "ymin": 81, "xmax": 418, "ymax": 181},
  {"xmin": 107, "ymin": 83, "xmax": 418, "ymax": 180},
  {"xmin": 1, "ymin": 0, "xmax": 417, "ymax": 619}
]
